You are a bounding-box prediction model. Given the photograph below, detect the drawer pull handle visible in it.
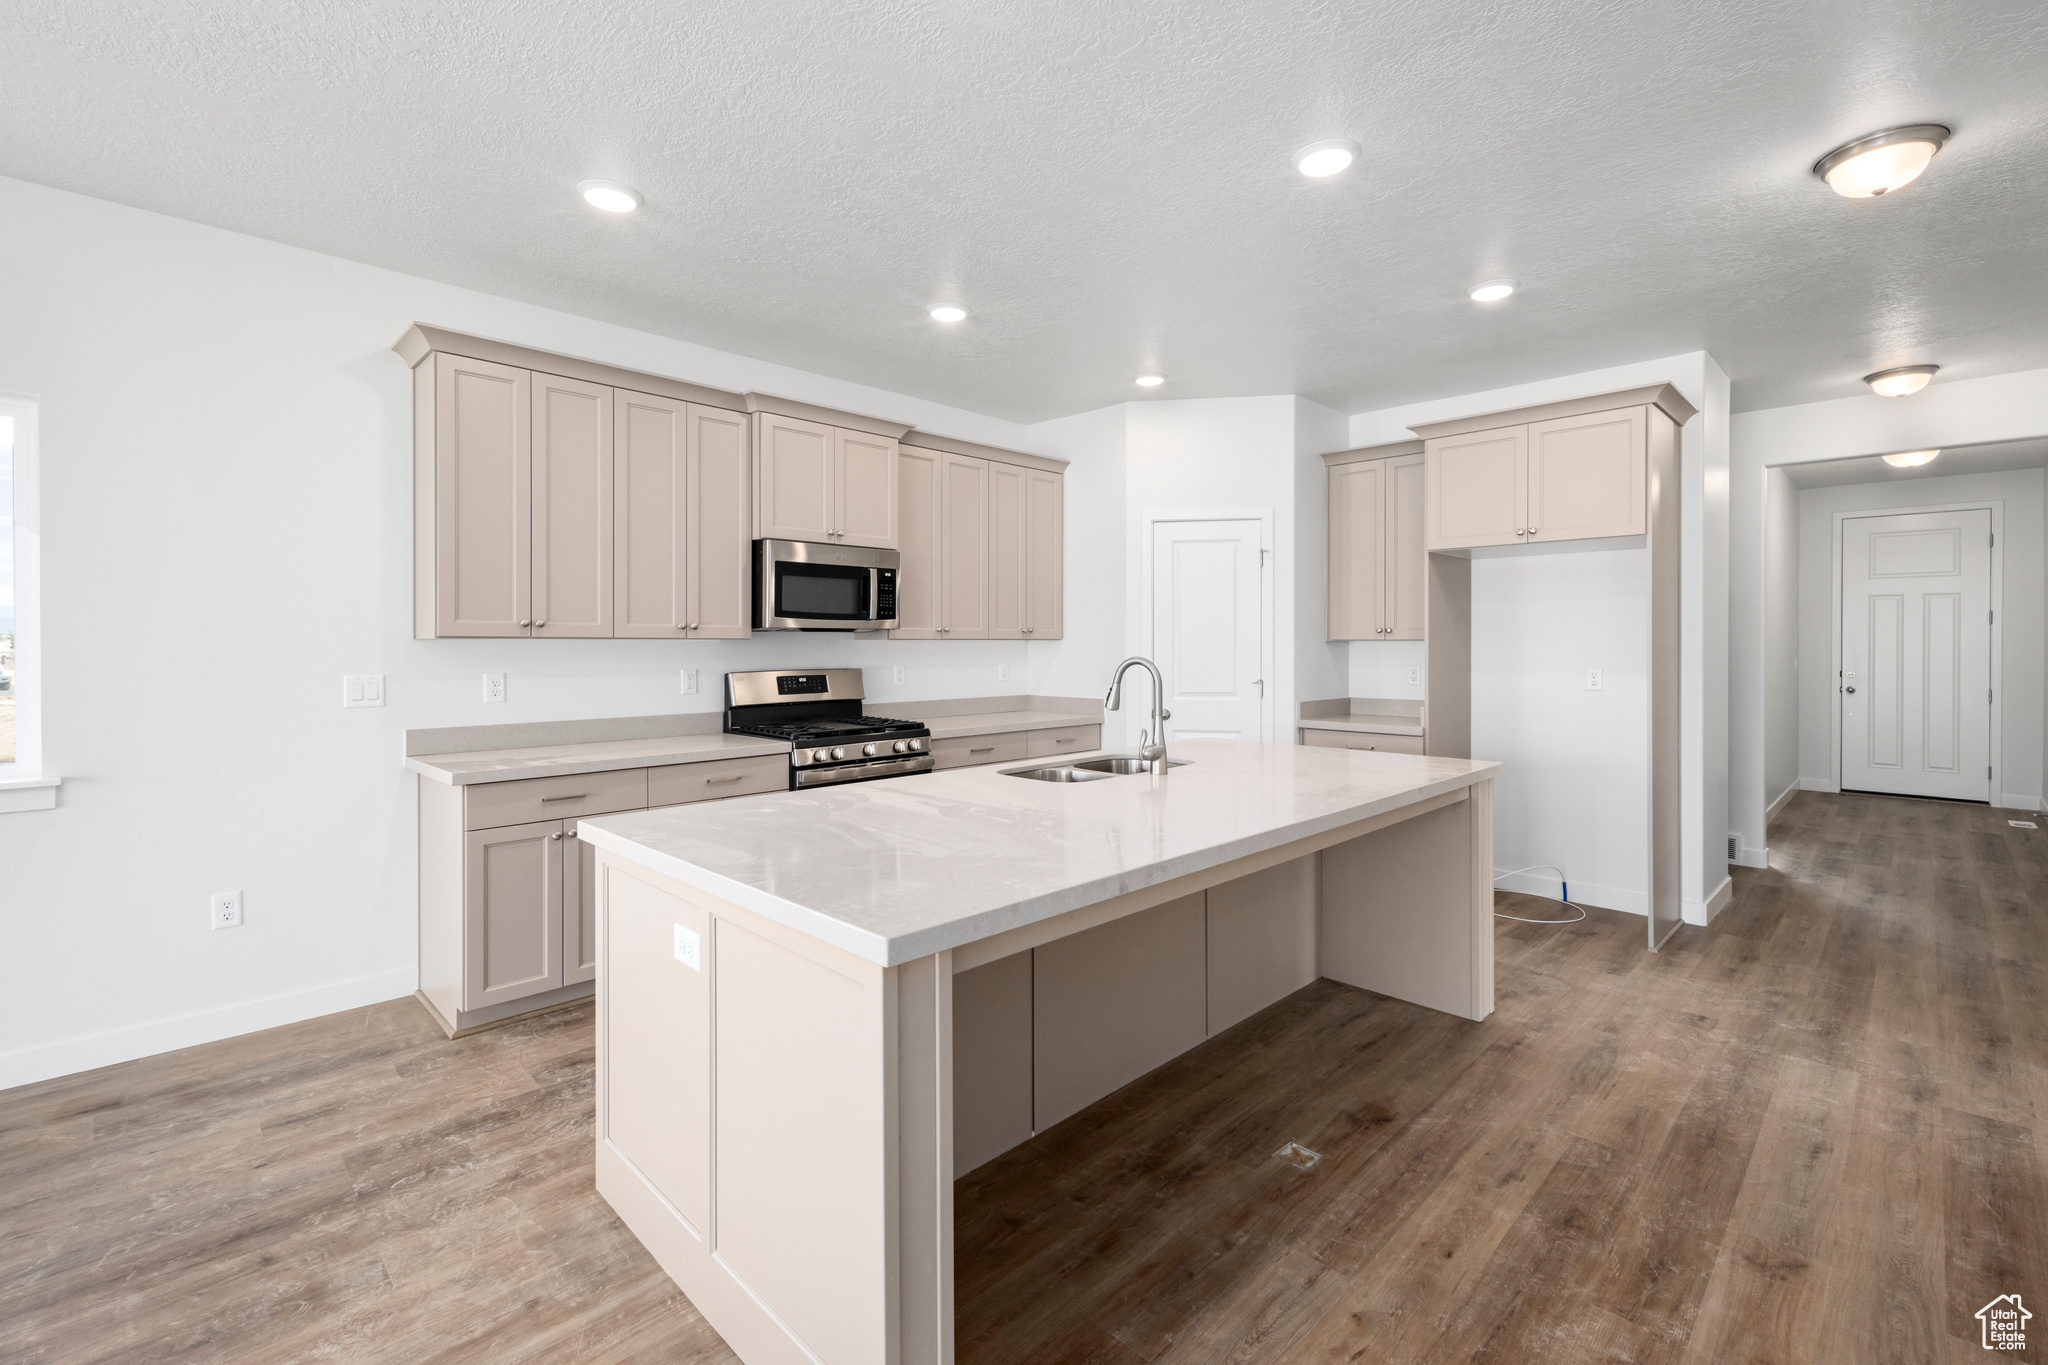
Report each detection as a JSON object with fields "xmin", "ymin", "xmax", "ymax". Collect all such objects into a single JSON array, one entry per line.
[
  {"xmin": 706, "ymin": 775, "xmax": 744, "ymax": 784},
  {"xmin": 539, "ymin": 793, "xmax": 589, "ymax": 803},
  {"xmin": 970, "ymin": 747, "xmax": 995, "ymax": 754},
  {"xmin": 1055, "ymin": 737, "xmax": 1077, "ymax": 744}
]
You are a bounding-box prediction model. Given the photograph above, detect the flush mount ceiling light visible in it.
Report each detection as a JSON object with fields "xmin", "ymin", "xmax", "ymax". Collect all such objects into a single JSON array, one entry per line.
[
  {"xmin": 578, "ymin": 179, "xmax": 642, "ymax": 213},
  {"xmin": 1293, "ymin": 139, "xmax": 1359, "ymax": 178},
  {"xmin": 1882, "ymin": 449, "xmax": 1940, "ymax": 467},
  {"xmin": 1134, "ymin": 374, "xmax": 1165, "ymax": 387},
  {"xmin": 929, "ymin": 306, "xmax": 967, "ymax": 322},
  {"xmin": 1864, "ymin": 364, "xmax": 1939, "ymax": 397},
  {"xmin": 1469, "ymin": 280, "xmax": 1516, "ymax": 303},
  {"xmin": 1814, "ymin": 124, "xmax": 1950, "ymax": 198}
]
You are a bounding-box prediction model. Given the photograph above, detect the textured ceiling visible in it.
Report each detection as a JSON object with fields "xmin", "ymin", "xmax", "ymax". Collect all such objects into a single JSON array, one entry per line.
[{"xmin": 3, "ymin": 1, "xmax": 2047, "ymax": 424}]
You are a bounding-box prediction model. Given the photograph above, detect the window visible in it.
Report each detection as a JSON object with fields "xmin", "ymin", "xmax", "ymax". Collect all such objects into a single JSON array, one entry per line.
[
  {"xmin": 0, "ymin": 409, "xmax": 16, "ymax": 763},
  {"xmin": 0, "ymin": 394, "xmax": 50, "ymax": 807}
]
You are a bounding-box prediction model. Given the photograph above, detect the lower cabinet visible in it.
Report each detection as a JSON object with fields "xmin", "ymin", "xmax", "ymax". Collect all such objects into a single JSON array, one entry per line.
[
  {"xmin": 929, "ymin": 724, "xmax": 1099, "ymax": 770},
  {"xmin": 1299, "ymin": 728, "xmax": 1426, "ymax": 754},
  {"xmin": 464, "ymin": 819, "xmax": 575, "ymax": 1010}
]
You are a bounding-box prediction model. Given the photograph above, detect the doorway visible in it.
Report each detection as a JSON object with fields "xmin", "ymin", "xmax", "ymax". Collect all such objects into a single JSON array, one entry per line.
[
  {"xmin": 1148, "ymin": 516, "xmax": 1271, "ymax": 742},
  {"xmin": 1838, "ymin": 507, "xmax": 1994, "ymax": 801}
]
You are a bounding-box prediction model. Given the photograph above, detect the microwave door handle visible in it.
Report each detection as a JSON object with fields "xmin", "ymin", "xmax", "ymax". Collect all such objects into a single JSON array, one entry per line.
[{"xmin": 870, "ymin": 565, "xmax": 882, "ymax": 621}]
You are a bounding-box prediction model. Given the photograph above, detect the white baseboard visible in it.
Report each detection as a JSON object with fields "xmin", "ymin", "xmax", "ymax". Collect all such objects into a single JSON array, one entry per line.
[
  {"xmin": 1766, "ymin": 783, "xmax": 1799, "ymax": 821},
  {"xmin": 1682, "ymin": 875, "xmax": 1734, "ymax": 927},
  {"xmin": 1494, "ymin": 869, "xmax": 1646, "ymax": 916},
  {"xmin": 1999, "ymin": 792, "xmax": 2043, "ymax": 813},
  {"xmin": 1732, "ymin": 844, "xmax": 1769, "ymax": 870},
  {"xmin": 1800, "ymin": 777, "xmax": 1841, "ymax": 793},
  {"xmin": 0, "ymin": 968, "xmax": 417, "ymax": 1093}
]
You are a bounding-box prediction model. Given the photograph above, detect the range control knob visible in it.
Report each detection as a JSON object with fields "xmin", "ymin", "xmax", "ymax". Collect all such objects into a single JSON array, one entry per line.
[
  {"xmin": 908, "ymin": 737, "xmax": 925, "ymax": 751},
  {"xmin": 863, "ymin": 743, "xmax": 878, "ymax": 757},
  {"xmin": 831, "ymin": 747, "xmax": 846, "ymax": 760},
  {"xmin": 812, "ymin": 749, "xmax": 830, "ymax": 763},
  {"xmin": 893, "ymin": 740, "xmax": 908, "ymax": 754}
]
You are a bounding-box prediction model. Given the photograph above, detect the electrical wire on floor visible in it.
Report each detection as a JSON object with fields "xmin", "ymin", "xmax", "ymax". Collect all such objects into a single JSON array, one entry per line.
[{"xmin": 1492, "ymin": 865, "xmax": 1588, "ymax": 924}]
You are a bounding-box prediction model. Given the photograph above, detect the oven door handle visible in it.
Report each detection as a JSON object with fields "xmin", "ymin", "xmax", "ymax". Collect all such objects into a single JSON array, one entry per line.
[{"xmin": 793, "ymin": 754, "xmax": 935, "ymax": 788}]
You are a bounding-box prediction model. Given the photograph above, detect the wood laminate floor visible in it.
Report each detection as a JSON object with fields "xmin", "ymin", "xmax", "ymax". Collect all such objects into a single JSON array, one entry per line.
[{"xmin": 3, "ymin": 791, "xmax": 2043, "ymax": 1363}]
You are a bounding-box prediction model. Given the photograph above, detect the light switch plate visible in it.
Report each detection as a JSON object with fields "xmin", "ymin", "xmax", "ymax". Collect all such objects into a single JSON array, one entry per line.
[
  {"xmin": 210, "ymin": 891, "xmax": 243, "ymax": 930},
  {"xmin": 483, "ymin": 673, "xmax": 506, "ymax": 703},
  {"xmin": 342, "ymin": 675, "xmax": 385, "ymax": 708},
  {"xmin": 681, "ymin": 668, "xmax": 699, "ymax": 696},
  {"xmin": 673, "ymin": 923, "xmax": 701, "ymax": 971},
  {"xmin": 1586, "ymin": 669, "xmax": 1603, "ymax": 691}
]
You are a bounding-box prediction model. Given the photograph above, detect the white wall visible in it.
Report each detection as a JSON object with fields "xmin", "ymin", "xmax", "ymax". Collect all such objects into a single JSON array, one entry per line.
[
  {"xmin": 1293, "ymin": 399, "xmax": 1351, "ymax": 710},
  {"xmin": 1348, "ymin": 639, "xmax": 1427, "ymax": 702},
  {"xmin": 1025, "ymin": 404, "xmax": 1128, "ymax": 732},
  {"xmin": 1350, "ymin": 352, "xmax": 1728, "ymax": 920},
  {"xmin": 1794, "ymin": 468, "xmax": 2045, "ymax": 808},
  {"xmin": 0, "ymin": 175, "xmax": 1106, "ymax": 1088},
  {"xmin": 1763, "ymin": 468, "xmax": 1800, "ymax": 817}
]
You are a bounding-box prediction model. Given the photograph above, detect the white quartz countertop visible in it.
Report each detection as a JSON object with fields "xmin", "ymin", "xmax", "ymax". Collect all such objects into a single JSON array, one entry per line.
[
  {"xmin": 922, "ymin": 710, "xmax": 1099, "ymax": 739},
  {"xmin": 1298, "ymin": 715, "xmax": 1426, "ymax": 737},
  {"xmin": 579, "ymin": 739, "xmax": 1501, "ymax": 967},
  {"xmin": 407, "ymin": 733, "xmax": 789, "ymax": 785}
]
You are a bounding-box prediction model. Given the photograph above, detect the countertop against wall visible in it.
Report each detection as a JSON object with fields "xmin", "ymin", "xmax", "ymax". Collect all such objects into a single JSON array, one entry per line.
[{"xmin": 1298, "ymin": 698, "xmax": 1425, "ymax": 737}]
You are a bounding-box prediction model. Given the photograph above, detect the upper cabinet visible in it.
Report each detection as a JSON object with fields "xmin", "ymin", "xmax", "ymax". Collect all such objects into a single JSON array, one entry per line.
[
  {"xmin": 615, "ymin": 393, "xmax": 751, "ymax": 640},
  {"xmin": 531, "ymin": 373, "xmax": 614, "ymax": 638},
  {"xmin": 895, "ymin": 438, "xmax": 1064, "ymax": 641},
  {"xmin": 1416, "ymin": 385, "xmax": 1695, "ymax": 552},
  {"xmin": 751, "ymin": 410, "xmax": 900, "ymax": 549},
  {"xmin": 1325, "ymin": 444, "xmax": 1423, "ymax": 641},
  {"xmin": 424, "ymin": 354, "xmax": 532, "ymax": 637}
]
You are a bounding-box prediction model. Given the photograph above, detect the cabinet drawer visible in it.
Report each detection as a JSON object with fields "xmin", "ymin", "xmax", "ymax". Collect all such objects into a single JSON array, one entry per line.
[
  {"xmin": 648, "ymin": 754, "xmax": 788, "ymax": 806},
  {"xmin": 465, "ymin": 767, "xmax": 649, "ymax": 831},
  {"xmin": 931, "ymin": 731, "xmax": 1029, "ymax": 770},
  {"xmin": 1026, "ymin": 725, "xmax": 1101, "ymax": 759},
  {"xmin": 1301, "ymin": 729, "xmax": 1426, "ymax": 754}
]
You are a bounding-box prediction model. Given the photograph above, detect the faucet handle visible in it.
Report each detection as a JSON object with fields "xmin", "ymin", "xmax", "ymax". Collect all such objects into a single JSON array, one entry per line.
[
  {"xmin": 1138, "ymin": 728, "xmax": 1148, "ymax": 749},
  {"xmin": 1160, "ymin": 709, "xmax": 1171, "ymax": 721}
]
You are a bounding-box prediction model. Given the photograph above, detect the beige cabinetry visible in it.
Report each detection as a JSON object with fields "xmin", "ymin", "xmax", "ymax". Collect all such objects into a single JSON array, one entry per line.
[
  {"xmin": 753, "ymin": 413, "xmax": 899, "ymax": 548},
  {"xmin": 417, "ymin": 753, "xmax": 785, "ymax": 1036},
  {"xmin": 893, "ymin": 446, "xmax": 944, "ymax": 638},
  {"xmin": 615, "ymin": 393, "xmax": 750, "ymax": 639},
  {"xmin": 897, "ymin": 439, "xmax": 1064, "ymax": 640},
  {"xmin": 928, "ymin": 722, "xmax": 1100, "ymax": 770},
  {"xmin": 1026, "ymin": 468, "xmax": 1063, "ymax": 639},
  {"xmin": 988, "ymin": 462, "xmax": 1063, "ymax": 639},
  {"xmin": 424, "ymin": 354, "xmax": 532, "ymax": 637},
  {"xmin": 531, "ymin": 373, "xmax": 615, "ymax": 638},
  {"xmin": 1300, "ymin": 728, "xmax": 1427, "ymax": 754},
  {"xmin": 1326, "ymin": 444, "xmax": 1426, "ymax": 640},
  {"xmin": 1422, "ymin": 403, "xmax": 1656, "ymax": 551}
]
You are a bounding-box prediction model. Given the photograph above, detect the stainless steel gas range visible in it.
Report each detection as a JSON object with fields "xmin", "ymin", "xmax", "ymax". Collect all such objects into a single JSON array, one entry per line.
[{"xmin": 723, "ymin": 669, "xmax": 934, "ymax": 789}]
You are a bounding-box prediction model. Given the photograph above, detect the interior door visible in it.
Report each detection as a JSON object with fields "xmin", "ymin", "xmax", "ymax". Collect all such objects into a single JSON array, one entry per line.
[
  {"xmin": 1840, "ymin": 509, "xmax": 1992, "ymax": 801},
  {"xmin": 1152, "ymin": 519, "xmax": 1266, "ymax": 741}
]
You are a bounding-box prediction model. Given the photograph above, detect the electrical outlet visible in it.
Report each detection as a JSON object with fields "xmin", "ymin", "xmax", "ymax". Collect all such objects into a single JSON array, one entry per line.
[
  {"xmin": 1407, "ymin": 666, "xmax": 1420, "ymax": 686},
  {"xmin": 681, "ymin": 668, "xmax": 699, "ymax": 696},
  {"xmin": 892, "ymin": 664, "xmax": 906, "ymax": 685},
  {"xmin": 342, "ymin": 675, "xmax": 385, "ymax": 708},
  {"xmin": 483, "ymin": 672, "xmax": 506, "ymax": 703},
  {"xmin": 1586, "ymin": 668, "xmax": 1603, "ymax": 691},
  {"xmin": 210, "ymin": 891, "xmax": 244, "ymax": 930},
  {"xmin": 999, "ymin": 662, "xmax": 1009, "ymax": 683}
]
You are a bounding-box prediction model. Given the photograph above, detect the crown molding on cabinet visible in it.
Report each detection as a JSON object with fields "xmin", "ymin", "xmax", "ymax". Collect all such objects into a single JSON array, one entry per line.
[
  {"xmin": 392, "ymin": 324, "xmax": 749, "ymax": 412},
  {"xmin": 1320, "ymin": 438, "xmax": 1423, "ymax": 468},
  {"xmin": 1406, "ymin": 382, "xmax": 1698, "ymax": 441},
  {"xmin": 902, "ymin": 430, "xmax": 1069, "ymax": 474},
  {"xmin": 742, "ymin": 391, "xmax": 914, "ymax": 439}
]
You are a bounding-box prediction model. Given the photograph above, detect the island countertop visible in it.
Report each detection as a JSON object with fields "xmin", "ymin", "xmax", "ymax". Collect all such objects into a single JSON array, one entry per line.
[{"xmin": 578, "ymin": 739, "xmax": 1501, "ymax": 967}]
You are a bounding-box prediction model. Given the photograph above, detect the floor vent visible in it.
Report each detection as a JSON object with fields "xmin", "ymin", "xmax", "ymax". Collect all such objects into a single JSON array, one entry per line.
[
  {"xmin": 2011, "ymin": 820, "xmax": 2038, "ymax": 830},
  {"xmin": 1274, "ymin": 1142, "xmax": 1323, "ymax": 1171}
]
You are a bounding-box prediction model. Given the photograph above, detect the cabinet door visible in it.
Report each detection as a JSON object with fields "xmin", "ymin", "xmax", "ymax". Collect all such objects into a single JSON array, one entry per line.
[
  {"xmin": 755, "ymin": 413, "xmax": 835, "ymax": 543},
  {"xmin": 614, "ymin": 390, "xmax": 688, "ymax": 639},
  {"xmin": 1326, "ymin": 459, "xmax": 1385, "ymax": 639},
  {"xmin": 1384, "ymin": 453, "xmax": 1427, "ymax": 638},
  {"xmin": 686, "ymin": 404, "xmax": 752, "ymax": 638},
  {"xmin": 835, "ymin": 430, "xmax": 899, "ymax": 548},
  {"xmin": 891, "ymin": 447, "xmax": 943, "ymax": 639},
  {"xmin": 943, "ymin": 454, "xmax": 991, "ymax": 638},
  {"xmin": 433, "ymin": 354, "xmax": 531, "ymax": 637},
  {"xmin": 563, "ymin": 819, "xmax": 597, "ymax": 986},
  {"xmin": 987, "ymin": 461, "xmax": 1029, "ymax": 639},
  {"xmin": 531, "ymin": 373, "xmax": 614, "ymax": 637},
  {"xmin": 1526, "ymin": 406, "xmax": 1646, "ymax": 543},
  {"xmin": 1025, "ymin": 469, "xmax": 1062, "ymax": 638},
  {"xmin": 463, "ymin": 819, "xmax": 567, "ymax": 1011},
  {"xmin": 1424, "ymin": 426, "xmax": 1526, "ymax": 550}
]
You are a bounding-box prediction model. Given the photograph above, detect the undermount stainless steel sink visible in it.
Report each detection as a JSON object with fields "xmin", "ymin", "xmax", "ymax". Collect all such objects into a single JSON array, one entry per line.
[{"xmin": 1003, "ymin": 765, "xmax": 1115, "ymax": 783}]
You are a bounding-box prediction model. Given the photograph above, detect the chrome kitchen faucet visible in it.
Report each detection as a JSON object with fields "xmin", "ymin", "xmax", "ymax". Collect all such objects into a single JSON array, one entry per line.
[{"xmin": 1104, "ymin": 657, "xmax": 1171, "ymax": 775}]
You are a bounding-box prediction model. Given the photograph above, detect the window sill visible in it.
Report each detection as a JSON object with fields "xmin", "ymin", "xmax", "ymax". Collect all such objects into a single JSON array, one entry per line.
[{"xmin": 0, "ymin": 775, "xmax": 60, "ymax": 813}]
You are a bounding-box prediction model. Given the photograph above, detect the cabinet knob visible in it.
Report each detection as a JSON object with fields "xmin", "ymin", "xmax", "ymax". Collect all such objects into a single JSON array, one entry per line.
[
  {"xmin": 519, "ymin": 619, "xmax": 531, "ymax": 627},
  {"xmin": 536, "ymin": 620, "xmax": 547, "ymax": 627},
  {"xmin": 677, "ymin": 624, "xmax": 687, "ymax": 630},
  {"xmin": 550, "ymin": 832, "xmax": 563, "ymax": 840},
  {"xmin": 687, "ymin": 622, "xmax": 698, "ymax": 630},
  {"xmin": 1528, "ymin": 526, "xmax": 1537, "ymax": 535}
]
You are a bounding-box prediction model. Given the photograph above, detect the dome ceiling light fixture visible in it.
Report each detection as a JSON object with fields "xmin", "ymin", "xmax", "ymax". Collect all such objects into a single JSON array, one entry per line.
[
  {"xmin": 1469, "ymin": 280, "xmax": 1516, "ymax": 303},
  {"xmin": 1293, "ymin": 139, "xmax": 1360, "ymax": 178},
  {"xmin": 1134, "ymin": 374, "xmax": 1166, "ymax": 387},
  {"xmin": 1882, "ymin": 449, "xmax": 1940, "ymax": 468},
  {"xmin": 577, "ymin": 179, "xmax": 642, "ymax": 213},
  {"xmin": 1813, "ymin": 124, "xmax": 1951, "ymax": 198},
  {"xmin": 929, "ymin": 306, "xmax": 967, "ymax": 322},
  {"xmin": 1864, "ymin": 364, "xmax": 1939, "ymax": 397}
]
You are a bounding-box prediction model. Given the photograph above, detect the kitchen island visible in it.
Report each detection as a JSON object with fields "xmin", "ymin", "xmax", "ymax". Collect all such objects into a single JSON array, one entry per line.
[{"xmin": 578, "ymin": 739, "xmax": 1500, "ymax": 1365}]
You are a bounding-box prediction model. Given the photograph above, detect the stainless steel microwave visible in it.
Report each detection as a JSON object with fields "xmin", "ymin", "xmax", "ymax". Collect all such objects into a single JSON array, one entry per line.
[{"xmin": 752, "ymin": 539, "xmax": 900, "ymax": 630}]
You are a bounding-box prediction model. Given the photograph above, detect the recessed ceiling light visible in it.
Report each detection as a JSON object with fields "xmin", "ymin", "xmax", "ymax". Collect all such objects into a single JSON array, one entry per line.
[
  {"xmin": 1882, "ymin": 449, "xmax": 1940, "ymax": 467},
  {"xmin": 1293, "ymin": 139, "xmax": 1359, "ymax": 178},
  {"xmin": 1134, "ymin": 374, "xmax": 1165, "ymax": 387},
  {"xmin": 1864, "ymin": 364, "xmax": 1939, "ymax": 397},
  {"xmin": 1814, "ymin": 124, "xmax": 1950, "ymax": 198},
  {"xmin": 1469, "ymin": 280, "xmax": 1516, "ymax": 303},
  {"xmin": 578, "ymin": 179, "xmax": 641, "ymax": 213},
  {"xmin": 929, "ymin": 306, "xmax": 967, "ymax": 323}
]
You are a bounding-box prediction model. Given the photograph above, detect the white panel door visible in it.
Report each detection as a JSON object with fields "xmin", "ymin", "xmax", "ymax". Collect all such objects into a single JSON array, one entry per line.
[
  {"xmin": 1840, "ymin": 509, "xmax": 1992, "ymax": 801},
  {"xmin": 1152, "ymin": 519, "xmax": 1265, "ymax": 741}
]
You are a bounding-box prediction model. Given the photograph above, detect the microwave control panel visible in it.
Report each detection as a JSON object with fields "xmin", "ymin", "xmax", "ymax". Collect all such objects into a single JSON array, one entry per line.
[{"xmin": 875, "ymin": 569, "xmax": 896, "ymax": 621}]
